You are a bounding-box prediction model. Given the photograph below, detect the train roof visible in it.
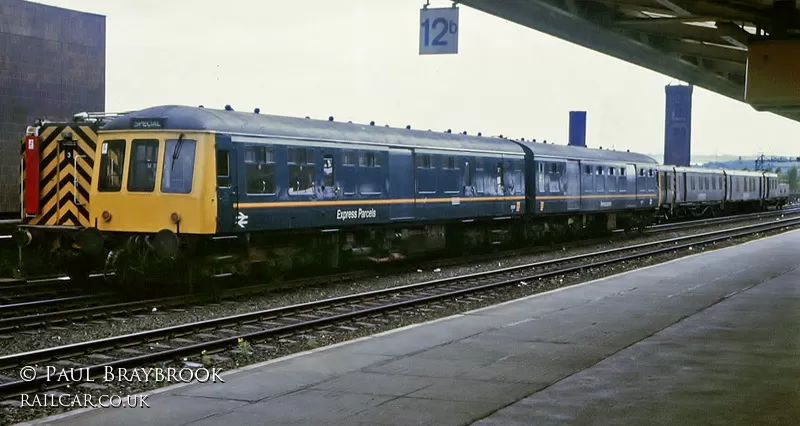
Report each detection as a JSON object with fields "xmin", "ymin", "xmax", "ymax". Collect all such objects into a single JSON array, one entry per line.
[
  {"xmin": 102, "ymin": 105, "xmax": 526, "ymax": 155},
  {"xmin": 513, "ymin": 140, "xmax": 658, "ymax": 164},
  {"xmin": 102, "ymin": 105, "xmax": 659, "ymax": 163},
  {"xmin": 667, "ymin": 166, "xmax": 727, "ymax": 175}
]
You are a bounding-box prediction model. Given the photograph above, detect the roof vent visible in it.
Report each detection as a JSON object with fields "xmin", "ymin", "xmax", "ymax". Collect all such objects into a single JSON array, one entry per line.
[
  {"xmin": 478, "ymin": 132, "xmax": 482, "ymax": 136},
  {"xmin": 406, "ymin": 125, "xmax": 411, "ymax": 129},
  {"xmin": 198, "ymin": 105, "xmax": 204, "ymax": 108},
  {"xmin": 305, "ymin": 116, "xmax": 310, "ymax": 119},
  {"xmin": 599, "ymin": 146, "xmax": 603, "ymax": 150},
  {"xmin": 328, "ymin": 116, "xmax": 334, "ymax": 121},
  {"xmin": 370, "ymin": 121, "xmax": 375, "ymax": 126},
  {"xmin": 348, "ymin": 120, "xmax": 352, "ymax": 123},
  {"xmin": 532, "ymin": 139, "xmax": 537, "ymax": 142},
  {"xmin": 543, "ymin": 140, "xmax": 547, "ymax": 144},
  {"xmin": 521, "ymin": 137, "xmax": 525, "ymax": 141},
  {"xmin": 446, "ymin": 129, "xmax": 452, "ymax": 133},
  {"xmin": 224, "ymin": 105, "xmax": 234, "ymax": 111},
  {"xmin": 462, "ymin": 131, "xmax": 467, "ymax": 135},
  {"xmin": 254, "ymin": 108, "xmax": 260, "ymax": 114},
  {"xmin": 499, "ymin": 134, "xmax": 504, "ymax": 138}
]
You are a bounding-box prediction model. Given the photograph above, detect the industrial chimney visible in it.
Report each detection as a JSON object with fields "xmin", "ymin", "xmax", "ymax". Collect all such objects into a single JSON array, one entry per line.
[{"xmin": 568, "ymin": 111, "xmax": 587, "ymax": 147}]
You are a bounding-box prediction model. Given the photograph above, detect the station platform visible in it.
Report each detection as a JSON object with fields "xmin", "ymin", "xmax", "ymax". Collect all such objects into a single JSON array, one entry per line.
[{"xmin": 23, "ymin": 230, "xmax": 800, "ymax": 426}]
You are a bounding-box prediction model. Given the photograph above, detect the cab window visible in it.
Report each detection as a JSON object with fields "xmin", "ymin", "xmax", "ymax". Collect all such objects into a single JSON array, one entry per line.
[
  {"xmin": 161, "ymin": 138, "xmax": 197, "ymax": 194},
  {"xmin": 128, "ymin": 139, "xmax": 159, "ymax": 192},
  {"xmin": 98, "ymin": 140, "xmax": 126, "ymax": 192}
]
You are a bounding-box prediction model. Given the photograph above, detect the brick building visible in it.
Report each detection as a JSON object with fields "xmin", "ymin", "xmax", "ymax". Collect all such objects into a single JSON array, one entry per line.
[{"xmin": 0, "ymin": 0, "xmax": 105, "ymax": 214}]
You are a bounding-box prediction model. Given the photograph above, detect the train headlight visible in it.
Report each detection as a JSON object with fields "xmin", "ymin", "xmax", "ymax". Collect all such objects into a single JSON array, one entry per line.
[
  {"xmin": 170, "ymin": 212, "xmax": 181, "ymax": 224},
  {"xmin": 101, "ymin": 210, "xmax": 112, "ymax": 222}
]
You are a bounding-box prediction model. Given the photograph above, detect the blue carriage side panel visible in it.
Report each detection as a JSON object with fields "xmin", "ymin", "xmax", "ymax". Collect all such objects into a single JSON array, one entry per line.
[
  {"xmin": 388, "ymin": 148, "xmax": 414, "ymax": 221},
  {"xmin": 564, "ymin": 160, "xmax": 580, "ymax": 212},
  {"xmin": 235, "ymin": 141, "xmax": 288, "ymax": 231},
  {"xmin": 502, "ymin": 155, "xmax": 525, "ymax": 215},
  {"xmin": 413, "ymin": 150, "xmax": 438, "ymax": 221}
]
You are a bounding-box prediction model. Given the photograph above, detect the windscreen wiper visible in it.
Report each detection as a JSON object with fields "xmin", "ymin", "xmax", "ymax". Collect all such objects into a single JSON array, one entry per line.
[{"xmin": 171, "ymin": 133, "xmax": 185, "ymax": 170}]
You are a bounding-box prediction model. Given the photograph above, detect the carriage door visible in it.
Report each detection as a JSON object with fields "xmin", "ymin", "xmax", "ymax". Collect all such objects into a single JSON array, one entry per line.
[
  {"xmin": 215, "ymin": 140, "xmax": 239, "ymax": 233},
  {"xmin": 390, "ymin": 148, "xmax": 415, "ymax": 220},
  {"xmin": 565, "ymin": 161, "xmax": 580, "ymax": 210}
]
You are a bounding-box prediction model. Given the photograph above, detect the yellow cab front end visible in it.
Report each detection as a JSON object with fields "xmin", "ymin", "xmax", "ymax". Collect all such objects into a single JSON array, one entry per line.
[
  {"xmin": 81, "ymin": 129, "xmax": 219, "ymax": 285},
  {"xmin": 89, "ymin": 130, "xmax": 217, "ymax": 234}
]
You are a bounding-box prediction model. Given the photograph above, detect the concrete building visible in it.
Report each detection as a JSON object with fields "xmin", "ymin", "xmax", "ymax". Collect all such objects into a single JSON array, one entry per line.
[{"xmin": 0, "ymin": 0, "xmax": 105, "ymax": 214}]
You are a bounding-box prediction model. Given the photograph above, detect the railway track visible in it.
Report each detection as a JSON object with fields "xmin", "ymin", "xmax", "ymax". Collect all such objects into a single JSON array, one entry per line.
[
  {"xmin": 1, "ymin": 207, "xmax": 798, "ymax": 333},
  {"xmin": 0, "ymin": 269, "xmax": 380, "ymax": 333},
  {"xmin": 0, "ymin": 215, "xmax": 797, "ymax": 399},
  {"xmin": 640, "ymin": 207, "xmax": 800, "ymax": 233},
  {"xmin": 0, "ymin": 276, "xmax": 84, "ymax": 305}
]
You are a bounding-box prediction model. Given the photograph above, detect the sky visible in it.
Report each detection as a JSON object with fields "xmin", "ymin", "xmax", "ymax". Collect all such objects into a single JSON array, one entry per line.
[{"xmin": 31, "ymin": 0, "xmax": 800, "ymax": 160}]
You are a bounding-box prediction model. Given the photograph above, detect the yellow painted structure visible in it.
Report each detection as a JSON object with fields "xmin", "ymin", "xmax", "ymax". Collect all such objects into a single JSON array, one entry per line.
[{"xmin": 88, "ymin": 131, "xmax": 218, "ymax": 235}]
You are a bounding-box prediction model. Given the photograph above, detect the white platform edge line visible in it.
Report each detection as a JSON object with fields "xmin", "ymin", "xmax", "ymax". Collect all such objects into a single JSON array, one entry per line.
[{"xmin": 16, "ymin": 228, "xmax": 799, "ymax": 425}]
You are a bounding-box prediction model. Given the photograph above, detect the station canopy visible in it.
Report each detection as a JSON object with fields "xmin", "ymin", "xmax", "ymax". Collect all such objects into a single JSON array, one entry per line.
[{"xmin": 459, "ymin": 0, "xmax": 800, "ymax": 122}]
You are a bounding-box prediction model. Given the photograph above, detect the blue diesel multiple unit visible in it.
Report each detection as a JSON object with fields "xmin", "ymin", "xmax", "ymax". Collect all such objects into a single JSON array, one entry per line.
[{"xmin": 16, "ymin": 105, "xmax": 785, "ymax": 291}]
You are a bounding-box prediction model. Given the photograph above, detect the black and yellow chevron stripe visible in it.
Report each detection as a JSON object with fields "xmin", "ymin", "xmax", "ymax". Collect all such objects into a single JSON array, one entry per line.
[{"xmin": 21, "ymin": 124, "xmax": 98, "ymax": 227}]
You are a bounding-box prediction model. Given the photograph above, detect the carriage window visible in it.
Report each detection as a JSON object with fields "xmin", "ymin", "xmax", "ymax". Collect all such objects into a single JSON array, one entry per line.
[
  {"xmin": 597, "ymin": 167, "xmax": 606, "ymax": 191},
  {"xmin": 288, "ymin": 148, "xmax": 315, "ymax": 195},
  {"xmin": 360, "ymin": 151, "xmax": 380, "ymax": 167},
  {"xmin": 712, "ymin": 177, "xmax": 716, "ymax": 190},
  {"xmin": 706, "ymin": 177, "xmax": 710, "ymax": 190},
  {"xmin": 443, "ymin": 156, "xmax": 457, "ymax": 170},
  {"xmin": 609, "ymin": 168, "xmax": 615, "ymax": 176},
  {"xmin": 98, "ymin": 140, "xmax": 126, "ymax": 192},
  {"xmin": 245, "ymin": 146, "xmax": 275, "ymax": 195},
  {"xmin": 216, "ymin": 150, "xmax": 230, "ymax": 187},
  {"xmin": 496, "ymin": 163, "xmax": 504, "ymax": 192},
  {"xmin": 584, "ymin": 166, "xmax": 590, "ymax": 175},
  {"xmin": 691, "ymin": 177, "xmax": 696, "ymax": 190},
  {"xmin": 342, "ymin": 151, "xmax": 357, "ymax": 166},
  {"xmin": 620, "ymin": 168, "xmax": 626, "ymax": 176},
  {"xmin": 128, "ymin": 139, "xmax": 159, "ymax": 192},
  {"xmin": 475, "ymin": 161, "xmax": 485, "ymax": 194},
  {"xmin": 322, "ymin": 155, "xmax": 334, "ymax": 187},
  {"xmin": 514, "ymin": 160, "xmax": 525, "ymax": 194},
  {"xmin": 416, "ymin": 154, "xmax": 432, "ymax": 169},
  {"xmin": 161, "ymin": 138, "xmax": 196, "ymax": 194}
]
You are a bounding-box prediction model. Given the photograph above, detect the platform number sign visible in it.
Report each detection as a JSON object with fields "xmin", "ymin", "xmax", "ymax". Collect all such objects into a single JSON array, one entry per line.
[{"xmin": 419, "ymin": 5, "xmax": 459, "ymax": 55}]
